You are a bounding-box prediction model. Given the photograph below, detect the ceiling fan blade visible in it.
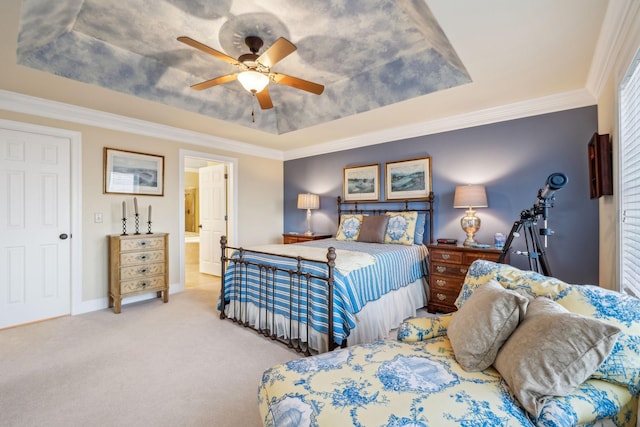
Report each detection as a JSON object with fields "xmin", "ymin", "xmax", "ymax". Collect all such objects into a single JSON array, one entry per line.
[
  {"xmin": 255, "ymin": 88, "xmax": 274, "ymax": 110},
  {"xmin": 177, "ymin": 36, "xmax": 239, "ymax": 66},
  {"xmin": 258, "ymin": 37, "xmax": 297, "ymax": 68},
  {"xmin": 272, "ymin": 73, "xmax": 325, "ymax": 95},
  {"xmin": 190, "ymin": 73, "xmax": 237, "ymax": 91}
]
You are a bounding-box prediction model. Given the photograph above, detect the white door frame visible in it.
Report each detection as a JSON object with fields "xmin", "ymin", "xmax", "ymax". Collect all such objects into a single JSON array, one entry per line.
[
  {"xmin": 0, "ymin": 119, "xmax": 83, "ymax": 315},
  {"xmin": 178, "ymin": 149, "xmax": 237, "ymax": 292}
]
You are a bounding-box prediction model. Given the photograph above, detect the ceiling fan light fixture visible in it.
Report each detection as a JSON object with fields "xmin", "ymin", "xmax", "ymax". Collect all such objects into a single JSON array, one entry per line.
[{"xmin": 237, "ymin": 70, "xmax": 269, "ymax": 94}]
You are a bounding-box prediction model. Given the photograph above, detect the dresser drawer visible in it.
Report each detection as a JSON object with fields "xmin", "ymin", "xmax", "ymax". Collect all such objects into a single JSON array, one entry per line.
[
  {"xmin": 430, "ymin": 273, "xmax": 464, "ymax": 292},
  {"xmin": 120, "ymin": 262, "xmax": 165, "ymax": 280},
  {"xmin": 120, "ymin": 250, "xmax": 165, "ymax": 266},
  {"xmin": 430, "ymin": 249, "xmax": 463, "ymax": 264},
  {"xmin": 120, "ymin": 237, "xmax": 165, "ymax": 252},
  {"xmin": 121, "ymin": 276, "xmax": 166, "ymax": 294},
  {"xmin": 430, "ymin": 288, "xmax": 461, "ymax": 308},
  {"xmin": 431, "ymin": 262, "xmax": 469, "ymax": 277},
  {"xmin": 463, "ymin": 250, "xmax": 501, "ymax": 264}
]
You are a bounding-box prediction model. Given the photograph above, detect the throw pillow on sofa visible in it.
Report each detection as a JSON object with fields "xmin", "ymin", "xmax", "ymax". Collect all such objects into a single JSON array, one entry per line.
[
  {"xmin": 448, "ymin": 279, "xmax": 529, "ymax": 371},
  {"xmin": 494, "ymin": 297, "xmax": 621, "ymax": 417}
]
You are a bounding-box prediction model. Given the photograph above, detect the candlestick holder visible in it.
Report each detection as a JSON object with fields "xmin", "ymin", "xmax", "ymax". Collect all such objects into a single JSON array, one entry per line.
[
  {"xmin": 134, "ymin": 213, "xmax": 140, "ymax": 235},
  {"xmin": 121, "ymin": 217, "xmax": 128, "ymax": 235},
  {"xmin": 147, "ymin": 221, "xmax": 153, "ymax": 234}
]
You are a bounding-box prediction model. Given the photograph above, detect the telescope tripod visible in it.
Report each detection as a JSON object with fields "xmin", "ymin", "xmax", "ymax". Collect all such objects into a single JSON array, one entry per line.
[{"xmin": 497, "ymin": 209, "xmax": 552, "ymax": 276}]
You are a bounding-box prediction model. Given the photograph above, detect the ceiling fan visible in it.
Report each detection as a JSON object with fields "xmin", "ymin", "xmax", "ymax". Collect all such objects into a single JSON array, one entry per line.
[{"xmin": 177, "ymin": 35, "xmax": 324, "ymax": 110}]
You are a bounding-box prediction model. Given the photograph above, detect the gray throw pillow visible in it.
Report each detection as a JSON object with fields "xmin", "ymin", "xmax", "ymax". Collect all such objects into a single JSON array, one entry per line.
[
  {"xmin": 494, "ymin": 297, "xmax": 621, "ymax": 417},
  {"xmin": 448, "ymin": 279, "xmax": 529, "ymax": 371},
  {"xmin": 357, "ymin": 215, "xmax": 389, "ymax": 243}
]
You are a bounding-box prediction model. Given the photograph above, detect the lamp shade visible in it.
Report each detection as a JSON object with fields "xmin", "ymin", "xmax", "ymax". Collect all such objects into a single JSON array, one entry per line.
[
  {"xmin": 297, "ymin": 193, "xmax": 319, "ymax": 210},
  {"xmin": 237, "ymin": 70, "xmax": 269, "ymax": 93},
  {"xmin": 453, "ymin": 185, "xmax": 488, "ymax": 208}
]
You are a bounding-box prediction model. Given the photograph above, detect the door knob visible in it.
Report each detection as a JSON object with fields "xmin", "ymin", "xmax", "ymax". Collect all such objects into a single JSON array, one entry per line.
[
  {"xmin": 59, "ymin": 233, "xmax": 69, "ymax": 240},
  {"xmin": 198, "ymin": 224, "xmax": 203, "ymax": 229}
]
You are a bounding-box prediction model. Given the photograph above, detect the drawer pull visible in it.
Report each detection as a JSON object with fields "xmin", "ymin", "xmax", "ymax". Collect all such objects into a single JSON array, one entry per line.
[
  {"xmin": 436, "ymin": 266, "xmax": 446, "ymax": 273},
  {"xmin": 140, "ymin": 241, "xmax": 147, "ymax": 246},
  {"xmin": 441, "ymin": 254, "xmax": 450, "ymax": 260},
  {"xmin": 460, "ymin": 268, "xmax": 467, "ymax": 274},
  {"xmin": 436, "ymin": 279, "xmax": 447, "ymax": 287},
  {"xmin": 140, "ymin": 282, "xmax": 147, "ymax": 287},
  {"xmin": 140, "ymin": 255, "xmax": 147, "ymax": 260},
  {"xmin": 436, "ymin": 293, "xmax": 447, "ymax": 301},
  {"xmin": 140, "ymin": 268, "xmax": 148, "ymax": 274}
]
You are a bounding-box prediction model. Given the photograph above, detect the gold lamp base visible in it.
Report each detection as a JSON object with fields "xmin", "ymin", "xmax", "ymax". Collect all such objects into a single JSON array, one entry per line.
[{"xmin": 460, "ymin": 208, "xmax": 481, "ymax": 246}]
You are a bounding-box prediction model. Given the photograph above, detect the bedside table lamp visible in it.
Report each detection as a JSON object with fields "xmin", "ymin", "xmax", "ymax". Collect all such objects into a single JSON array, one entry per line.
[
  {"xmin": 453, "ymin": 184, "xmax": 488, "ymax": 246},
  {"xmin": 297, "ymin": 193, "xmax": 320, "ymax": 236}
]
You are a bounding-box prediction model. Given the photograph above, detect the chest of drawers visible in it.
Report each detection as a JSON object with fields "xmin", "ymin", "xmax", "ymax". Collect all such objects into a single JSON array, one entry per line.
[
  {"xmin": 108, "ymin": 233, "xmax": 169, "ymax": 313},
  {"xmin": 426, "ymin": 244, "xmax": 504, "ymax": 313},
  {"xmin": 282, "ymin": 233, "xmax": 332, "ymax": 244}
]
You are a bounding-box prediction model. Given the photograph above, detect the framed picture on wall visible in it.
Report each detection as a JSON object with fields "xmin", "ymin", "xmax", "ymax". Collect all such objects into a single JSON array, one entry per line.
[
  {"xmin": 385, "ymin": 156, "xmax": 432, "ymax": 200},
  {"xmin": 104, "ymin": 147, "xmax": 165, "ymax": 196},
  {"xmin": 343, "ymin": 163, "xmax": 380, "ymax": 201}
]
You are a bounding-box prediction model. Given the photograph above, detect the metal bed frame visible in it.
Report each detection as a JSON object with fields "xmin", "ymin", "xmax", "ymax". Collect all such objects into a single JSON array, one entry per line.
[{"xmin": 219, "ymin": 194, "xmax": 434, "ymax": 355}]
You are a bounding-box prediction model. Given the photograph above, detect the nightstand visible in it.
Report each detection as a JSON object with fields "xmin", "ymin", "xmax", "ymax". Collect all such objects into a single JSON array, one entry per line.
[
  {"xmin": 282, "ymin": 233, "xmax": 332, "ymax": 244},
  {"xmin": 426, "ymin": 244, "xmax": 506, "ymax": 313}
]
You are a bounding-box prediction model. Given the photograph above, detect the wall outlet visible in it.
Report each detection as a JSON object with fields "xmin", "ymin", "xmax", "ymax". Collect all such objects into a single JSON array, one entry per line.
[{"xmin": 94, "ymin": 212, "xmax": 103, "ymax": 223}]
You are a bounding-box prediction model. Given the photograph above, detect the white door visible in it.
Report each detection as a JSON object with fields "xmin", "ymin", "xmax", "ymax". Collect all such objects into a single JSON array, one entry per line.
[
  {"xmin": 0, "ymin": 129, "xmax": 71, "ymax": 328},
  {"xmin": 199, "ymin": 164, "xmax": 226, "ymax": 276}
]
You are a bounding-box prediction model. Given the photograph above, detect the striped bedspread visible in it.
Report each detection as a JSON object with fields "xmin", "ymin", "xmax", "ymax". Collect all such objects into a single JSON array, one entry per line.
[{"xmin": 220, "ymin": 239, "xmax": 429, "ymax": 345}]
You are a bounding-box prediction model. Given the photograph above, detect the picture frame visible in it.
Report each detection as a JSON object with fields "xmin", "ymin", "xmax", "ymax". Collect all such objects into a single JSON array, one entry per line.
[
  {"xmin": 343, "ymin": 163, "xmax": 380, "ymax": 201},
  {"xmin": 104, "ymin": 147, "xmax": 164, "ymax": 196},
  {"xmin": 385, "ymin": 156, "xmax": 432, "ymax": 200}
]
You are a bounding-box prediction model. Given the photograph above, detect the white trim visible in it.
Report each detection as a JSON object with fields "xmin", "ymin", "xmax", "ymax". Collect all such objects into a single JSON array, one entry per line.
[
  {"xmin": 178, "ymin": 149, "xmax": 238, "ymax": 290},
  {"xmin": 0, "ymin": 119, "xmax": 83, "ymax": 316},
  {"xmin": 586, "ymin": 0, "xmax": 637, "ymax": 98},
  {"xmin": 0, "ymin": 89, "xmax": 283, "ymax": 161},
  {"xmin": 284, "ymin": 89, "xmax": 596, "ymax": 160}
]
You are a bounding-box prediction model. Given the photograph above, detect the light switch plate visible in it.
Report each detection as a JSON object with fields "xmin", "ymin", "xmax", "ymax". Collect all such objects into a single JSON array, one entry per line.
[{"xmin": 94, "ymin": 212, "xmax": 103, "ymax": 223}]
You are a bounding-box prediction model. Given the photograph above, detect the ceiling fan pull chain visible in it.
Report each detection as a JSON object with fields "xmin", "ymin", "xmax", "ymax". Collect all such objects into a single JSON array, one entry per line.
[{"xmin": 251, "ymin": 94, "xmax": 256, "ymax": 123}]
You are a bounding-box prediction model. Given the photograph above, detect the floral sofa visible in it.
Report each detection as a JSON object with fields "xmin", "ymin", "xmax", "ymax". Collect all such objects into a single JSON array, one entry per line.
[{"xmin": 258, "ymin": 260, "xmax": 640, "ymax": 426}]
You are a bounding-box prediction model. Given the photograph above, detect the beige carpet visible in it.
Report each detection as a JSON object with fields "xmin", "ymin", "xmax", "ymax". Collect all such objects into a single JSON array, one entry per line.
[{"xmin": 0, "ymin": 281, "xmax": 300, "ymax": 427}]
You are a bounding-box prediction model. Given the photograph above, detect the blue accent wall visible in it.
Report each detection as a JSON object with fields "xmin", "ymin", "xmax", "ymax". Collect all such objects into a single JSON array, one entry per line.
[{"xmin": 284, "ymin": 106, "xmax": 599, "ymax": 285}]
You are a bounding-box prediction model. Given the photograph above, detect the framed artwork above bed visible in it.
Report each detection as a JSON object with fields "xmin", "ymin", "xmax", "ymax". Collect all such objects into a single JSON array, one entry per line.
[
  {"xmin": 385, "ymin": 156, "xmax": 432, "ymax": 200},
  {"xmin": 343, "ymin": 163, "xmax": 380, "ymax": 201}
]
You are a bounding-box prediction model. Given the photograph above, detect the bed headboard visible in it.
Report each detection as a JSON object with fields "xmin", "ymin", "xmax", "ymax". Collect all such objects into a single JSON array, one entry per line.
[{"xmin": 336, "ymin": 193, "xmax": 434, "ymax": 244}]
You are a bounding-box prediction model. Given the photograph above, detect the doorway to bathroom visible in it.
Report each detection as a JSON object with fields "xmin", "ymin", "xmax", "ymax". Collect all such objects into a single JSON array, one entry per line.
[{"xmin": 179, "ymin": 149, "xmax": 237, "ymax": 294}]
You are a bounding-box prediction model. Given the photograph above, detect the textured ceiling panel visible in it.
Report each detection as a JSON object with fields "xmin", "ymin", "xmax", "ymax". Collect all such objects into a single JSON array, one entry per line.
[{"xmin": 16, "ymin": 0, "xmax": 470, "ymax": 134}]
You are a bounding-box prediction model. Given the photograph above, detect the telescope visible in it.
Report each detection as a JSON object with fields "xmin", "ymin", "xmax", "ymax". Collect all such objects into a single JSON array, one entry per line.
[
  {"xmin": 537, "ymin": 172, "xmax": 568, "ymax": 203},
  {"xmin": 498, "ymin": 172, "xmax": 568, "ymax": 276}
]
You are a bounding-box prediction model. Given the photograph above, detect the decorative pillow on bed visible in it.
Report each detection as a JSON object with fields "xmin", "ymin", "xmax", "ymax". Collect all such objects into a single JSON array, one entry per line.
[
  {"xmin": 336, "ymin": 214, "xmax": 364, "ymax": 241},
  {"xmin": 384, "ymin": 211, "xmax": 418, "ymax": 245},
  {"xmin": 448, "ymin": 279, "xmax": 529, "ymax": 371},
  {"xmin": 357, "ymin": 215, "xmax": 389, "ymax": 243},
  {"xmin": 494, "ymin": 297, "xmax": 621, "ymax": 417},
  {"xmin": 414, "ymin": 212, "xmax": 426, "ymax": 245}
]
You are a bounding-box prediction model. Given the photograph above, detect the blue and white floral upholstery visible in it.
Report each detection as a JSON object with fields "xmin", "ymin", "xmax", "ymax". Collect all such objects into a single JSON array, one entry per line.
[
  {"xmin": 335, "ymin": 214, "xmax": 363, "ymax": 241},
  {"xmin": 384, "ymin": 211, "xmax": 418, "ymax": 245},
  {"xmin": 258, "ymin": 261, "xmax": 640, "ymax": 427}
]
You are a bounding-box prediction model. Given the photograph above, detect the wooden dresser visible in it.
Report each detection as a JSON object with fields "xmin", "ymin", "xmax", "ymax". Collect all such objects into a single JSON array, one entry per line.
[
  {"xmin": 282, "ymin": 233, "xmax": 332, "ymax": 244},
  {"xmin": 108, "ymin": 233, "xmax": 169, "ymax": 313},
  {"xmin": 427, "ymin": 244, "xmax": 504, "ymax": 313}
]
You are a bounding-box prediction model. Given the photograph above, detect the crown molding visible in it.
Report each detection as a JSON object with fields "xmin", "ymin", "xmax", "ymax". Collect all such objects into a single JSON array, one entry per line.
[
  {"xmin": 586, "ymin": 0, "xmax": 638, "ymax": 98},
  {"xmin": 0, "ymin": 90, "xmax": 283, "ymax": 161},
  {"xmin": 284, "ymin": 88, "xmax": 596, "ymax": 160}
]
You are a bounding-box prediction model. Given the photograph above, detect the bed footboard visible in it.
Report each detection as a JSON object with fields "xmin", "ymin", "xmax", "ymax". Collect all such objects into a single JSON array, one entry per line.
[{"xmin": 219, "ymin": 236, "xmax": 339, "ymax": 355}]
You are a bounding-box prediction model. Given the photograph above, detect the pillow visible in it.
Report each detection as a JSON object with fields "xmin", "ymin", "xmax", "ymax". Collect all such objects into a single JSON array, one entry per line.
[
  {"xmin": 414, "ymin": 212, "xmax": 426, "ymax": 245},
  {"xmin": 493, "ymin": 297, "xmax": 621, "ymax": 417},
  {"xmin": 335, "ymin": 214, "xmax": 363, "ymax": 241},
  {"xmin": 397, "ymin": 313, "xmax": 454, "ymax": 342},
  {"xmin": 384, "ymin": 211, "xmax": 418, "ymax": 245},
  {"xmin": 447, "ymin": 279, "xmax": 529, "ymax": 371},
  {"xmin": 357, "ymin": 215, "xmax": 389, "ymax": 243}
]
